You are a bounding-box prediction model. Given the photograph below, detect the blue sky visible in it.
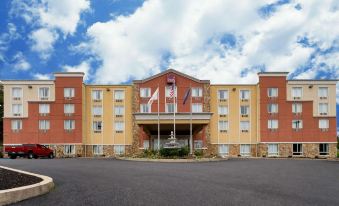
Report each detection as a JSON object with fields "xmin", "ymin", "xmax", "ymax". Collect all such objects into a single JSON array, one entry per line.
[{"xmin": 0, "ymin": 0, "xmax": 338, "ymax": 131}]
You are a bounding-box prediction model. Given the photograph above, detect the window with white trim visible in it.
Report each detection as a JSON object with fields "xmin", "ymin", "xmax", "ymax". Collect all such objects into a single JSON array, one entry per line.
[
  {"xmin": 64, "ymin": 145, "xmax": 75, "ymax": 155},
  {"xmin": 114, "ymin": 121, "xmax": 124, "ymax": 132},
  {"xmin": 240, "ymin": 105, "xmax": 249, "ymax": 115},
  {"xmin": 92, "ymin": 105, "xmax": 102, "ymax": 116},
  {"xmin": 268, "ymin": 144, "xmax": 278, "ymax": 156},
  {"xmin": 268, "ymin": 120, "xmax": 278, "ymax": 129},
  {"xmin": 92, "ymin": 90, "xmax": 102, "ymax": 100},
  {"xmin": 114, "ymin": 106, "xmax": 124, "ymax": 116},
  {"xmin": 267, "ymin": 88, "xmax": 278, "ymax": 97},
  {"xmin": 12, "ymin": 87, "xmax": 22, "ymax": 99},
  {"xmin": 218, "ymin": 121, "xmax": 228, "ymax": 132},
  {"xmin": 93, "ymin": 145, "xmax": 103, "ymax": 155},
  {"xmin": 39, "ymin": 120, "xmax": 50, "ymax": 130},
  {"xmin": 64, "ymin": 88, "xmax": 75, "ymax": 98},
  {"xmin": 39, "ymin": 104, "xmax": 50, "ymax": 114},
  {"xmin": 319, "ymin": 103, "xmax": 328, "ymax": 115},
  {"xmin": 114, "ymin": 90, "xmax": 125, "ymax": 100},
  {"xmin": 267, "ymin": 104, "xmax": 278, "ymax": 113},
  {"xmin": 292, "ymin": 103, "xmax": 302, "ymax": 113},
  {"xmin": 64, "ymin": 104, "xmax": 75, "ymax": 114},
  {"xmin": 319, "ymin": 143, "xmax": 329, "ymax": 155},
  {"xmin": 218, "ymin": 144, "xmax": 229, "ymax": 155},
  {"xmin": 140, "ymin": 104, "xmax": 150, "ymax": 113},
  {"xmin": 291, "ymin": 87, "xmax": 302, "ymax": 98},
  {"xmin": 114, "ymin": 145, "xmax": 125, "ymax": 155},
  {"xmin": 11, "ymin": 120, "xmax": 22, "ymax": 130},
  {"xmin": 12, "ymin": 104, "xmax": 22, "ymax": 116},
  {"xmin": 140, "ymin": 88, "xmax": 151, "ymax": 98},
  {"xmin": 218, "ymin": 106, "xmax": 228, "ymax": 115},
  {"xmin": 64, "ymin": 120, "xmax": 75, "ymax": 130},
  {"xmin": 240, "ymin": 144, "xmax": 251, "ymax": 156},
  {"xmin": 192, "ymin": 103, "xmax": 202, "ymax": 113},
  {"xmin": 319, "ymin": 119, "xmax": 329, "ymax": 129},
  {"xmin": 39, "ymin": 87, "xmax": 49, "ymax": 99},
  {"xmin": 166, "ymin": 103, "xmax": 177, "ymax": 113},
  {"xmin": 218, "ymin": 90, "xmax": 228, "ymax": 100},
  {"xmin": 292, "ymin": 120, "xmax": 303, "ymax": 129},
  {"xmin": 240, "ymin": 90, "xmax": 250, "ymax": 100},
  {"xmin": 93, "ymin": 121, "xmax": 102, "ymax": 131},
  {"xmin": 293, "ymin": 143, "xmax": 302, "ymax": 155},
  {"xmin": 192, "ymin": 87, "xmax": 202, "ymax": 97},
  {"xmin": 240, "ymin": 121, "xmax": 250, "ymax": 131},
  {"xmin": 165, "ymin": 85, "xmax": 177, "ymax": 97},
  {"xmin": 194, "ymin": 140, "xmax": 203, "ymax": 149},
  {"xmin": 318, "ymin": 87, "xmax": 328, "ymax": 98}
]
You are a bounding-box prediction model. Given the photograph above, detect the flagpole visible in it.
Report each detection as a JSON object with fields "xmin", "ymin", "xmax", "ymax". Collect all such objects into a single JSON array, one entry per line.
[
  {"xmin": 173, "ymin": 81, "xmax": 176, "ymax": 140},
  {"xmin": 157, "ymin": 84, "xmax": 160, "ymax": 151},
  {"xmin": 190, "ymin": 84, "xmax": 193, "ymax": 155}
]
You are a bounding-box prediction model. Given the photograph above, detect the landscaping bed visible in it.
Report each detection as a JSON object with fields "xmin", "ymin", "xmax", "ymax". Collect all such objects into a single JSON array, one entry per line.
[{"xmin": 0, "ymin": 168, "xmax": 42, "ymax": 190}]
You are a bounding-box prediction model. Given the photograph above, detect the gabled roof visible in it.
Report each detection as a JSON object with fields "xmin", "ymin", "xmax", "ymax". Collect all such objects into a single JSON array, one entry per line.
[{"xmin": 133, "ymin": 68, "xmax": 210, "ymax": 83}]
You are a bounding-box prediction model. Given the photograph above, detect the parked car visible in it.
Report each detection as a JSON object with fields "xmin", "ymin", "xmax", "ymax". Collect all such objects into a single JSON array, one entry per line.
[{"xmin": 5, "ymin": 144, "xmax": 54, "ymax": 159}]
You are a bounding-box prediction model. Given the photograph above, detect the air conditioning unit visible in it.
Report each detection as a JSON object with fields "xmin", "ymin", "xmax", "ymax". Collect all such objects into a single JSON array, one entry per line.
[
  {"xmin": 65, "ymin": 97, "xmax": 73, "ymax": 100},
  {"xmin": 93, "ymin": 115, "xmax": 102, "ymax": 118},
  {"xmin": 13, "ymin": 113, "xmax": 21, "ymax": 117},
  {"xmin": 94, "ymin": 130, "xmax": 101, "ymax": 133},
  {"xmin": 65, "ymin": 113, "xmax": 73, "ymax": 116},
  {"xmin": 293, "ymin": 97, "xmax": 301, "ymax": 100},
  {"xmin": 65, "ymin": 129, "xmax": 73, "ymax": 133},
  {"xmin": 320, "ymin": 97, "xmax": 327, "ymax": 100},
  {"xmin": 220, "ymin": 130, "xmax": 228, "ymax": 133},
  {"xmin": 115, "ymin": 115, "xmax": 123, "ymax": 118},
  {"xmin": 241, "ymin": 99, "xmax": 249, "ymax": 102},
  {"xmin": 13, "ymin": 97, "xmax": 21, "ymax": 101},
  {"xmin": 116, "ymin": 131, "xmax": 123, "ymax": 133},
  {"xmin": 40, "ymin": 97, "xmax": 48, "ymax": 101},
  {"xmin": 241, "ymin": 114, "xmax": 249, "ymax": 117},
  {"xmin": 40, "ymin": 113, "xmax": 48, "ymax": 117},
  {"xmin": 219, "ymin": 115, "xmax": 227, "ymax": 118},
  {"xmin": 241, "ymin": 130, "xmax": 249, "ymax": 133},
  {"xmin": 320, "ymin": 128, "xmax": 328, "ymax": 132},
  {"xmin": 115, "ymin": 99, "xmax": 123, "ymax": 103},
  {"xmin": 219, "ymin": 99, "xmax": 227, "ymax": 102},
  {"xmin": 93, "ymin": 99, "xmax": 102, "ymax": 102}
]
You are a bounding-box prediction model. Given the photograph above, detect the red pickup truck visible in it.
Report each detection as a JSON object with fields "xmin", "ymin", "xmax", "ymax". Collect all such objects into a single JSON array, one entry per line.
[{"xmin": 5, "ymin": 144, "xmax": 54, "ymax": 159}]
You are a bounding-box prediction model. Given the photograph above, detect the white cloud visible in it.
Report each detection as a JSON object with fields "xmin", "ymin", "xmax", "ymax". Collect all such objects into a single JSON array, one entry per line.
[
  {"xmin": 82, "ymin": 0, "xmax": 338, "ymax": 85},
  {"xmin": 12, "ymin": 52, "xmax": 31, "ymax": 71},
  {"xmin": 33, "ymin": 73, "xmax": 52, "ymax": 80},
  {"xmin": 29, "ymin": 28, "xmax": 58, "ymax": 60},
  {"xmin": 62, "ymin": 61, "xmax": 91, "ymax": 80}
]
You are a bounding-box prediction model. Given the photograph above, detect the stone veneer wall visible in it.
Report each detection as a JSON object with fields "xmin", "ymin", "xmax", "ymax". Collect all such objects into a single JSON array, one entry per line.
[
  {"xmin": 229, "ymin": 144, "xmax": 240, "ymax": 157},
  {"xmin": 131, "ymin": 84, "xmax": 142, "ymax": 155},
  {"xmin": 203, "ymin": 83, "xmax": 213, "ymax": 157},
  {"xmin": 52, "ymin": 145, "xmax": 83, "ymax": 158}
]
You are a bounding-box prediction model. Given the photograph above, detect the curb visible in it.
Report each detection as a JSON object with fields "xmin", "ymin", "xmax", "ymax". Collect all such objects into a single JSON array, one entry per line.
[
  {"xmin": 0, "ymin": 166, "xmax": 54, "ymax": 206},
  {"xmin": 115, "ymin": 157, "xmax": 229, "ymax": 162}
]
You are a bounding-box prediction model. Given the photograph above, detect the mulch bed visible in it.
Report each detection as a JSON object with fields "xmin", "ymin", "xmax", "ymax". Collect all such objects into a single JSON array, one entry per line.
[{"xmin": 0, "ymin": 168, "xmax": 43, "ymax": 190}]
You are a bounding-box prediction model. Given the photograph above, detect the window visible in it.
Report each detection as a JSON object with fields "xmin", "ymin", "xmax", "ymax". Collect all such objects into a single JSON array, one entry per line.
[
  {"xmin": 114, "ymin": 106, "xmax": 124, "ymax": 116},
  {"xmin": 192, "ymin": 103, "xmax": 202, "ymax": 113},
  {"xmin": 166, "ymin": 103, "xmax": 177, "ymax": 113},
  {"xmin": 218, "ymin": 121, "xmax": 228, "ymax": 132},
  {"xmin": 93, "ymin": 145, "xmax": 103, "ymax": 155},
  {"xmin": 12, "ymin": 87, "xmax": 22, "ymax": 99},
  {"xmin": 240, "ymin": 106, "xmax": 249, "ymax": 115},
  {"xmin": 12, "ymin": 104, "xmax": 22, "ymax": 116},
  {"xmin": 64, "ymin": 145, "xmax": 75, "ymax": 155},
  {"xmin": 319, "ymin": 103, "xmax": 328, "ymax": 115},
  {"xmin": 292, "ymin": 103, "xmax": 302, "ymax": 113},
  {"xmin": 192, "ymin": 87, "xmax": 202, "ymax": 97},
  {"xmin": 318, "ymin": 87, "xmax": 328, "ymax": 98},
  {"xmin": 218, "ymin": 90, "xmax": 228, "ymax": 100},
  {"xmin": 140, "ymin": 104, "xmax": 150, "ymax": 113},
  {"xmin": 92, "ymin": 106, "xmax": 102, "ymax": 116},
  {"xmin": 218, "ymin": 144, "xmax": 229, "ymax": 155},
  {"xmin": 64, "ymin": 120, "xmax": 75, "ymax": 130},
  {"xmin": 114, "ymin": 90, "xmax": 125, "ymax": 100},
  {"xmin": 39, "ymin": 120, "xmax": 50, "ymax": 130},
  {"xmin": 319, "ymin": 144, "xmax": 329, "ymax": 155},
  {"xmin": 93, "ymin": 121, "xmax": 102, "ymax": 131},
  {"xmin": 114, "ymin": 145, "xmax": 125, "ymax": 155},
  {"xmin": 291, "ymin": 87, "xmax": 302, "ymax": 98},
  {"xmin": 64, "ymin": 88, "xmax": 75, "ymax": 98},
  {"xmin": 39, "ymin": 87, "xmax": 49, "ymax": 99},
  {"xmin": 240, "ymin": 144, "xmax": 251, "ymax": 156},
  {"xmin": 319, "ymin": 119, "xmax": 329, "ymax": 129},
  {"xmin": 268, "ymin": 120, "xmax": 278, "ymax": 129},
  {"xmin": 11, "ymin": 120, "xmax": 22, "ymax": 130},
  {"xmin": 64, "ymin": 104, "xmax": 75, "ymax": 114},
  {"xmin": 218, "ymin": 106, "xmax": 228, "ymax": 115},
  {"xmin": 194, "ymin": 140, "xmax": 203, "ymax": 149},
  {"xmin": 39, "ymin": 104, "xmax": 50, "ymax": 114},
  {"xmin": 165, "ymin": 85, "xmax": 177, "ymax": 97},
  {"xmin": 115, "ymin": 121, "xmax": 124, "ymax": 132},
  {"xmin": 292, "ymin": 120, "xmax": 303, "ymax": 129},
  {"xmin": 240, "ymin": 90, "xmax": 250, "ymax": 100},
  {"xmin": 140, "ymin": 88, "xmax": 151, "ymax": 98},
  {"xmin": 293, "ymin": 143, "xmax": 302, "ymax": 155},
  {"xmin": 240, "ymin": 121, "xmax": 250, "ymax": 131},
  {"xmin": 143, "ymin": 140, "xmax": 149, "ymax": 149},
  {"xmin": 267, "ymin": 104, "xmax": 278, "ymax": 113},
  {"xmin": 267, "ymin": 88, "xmax": 278, "ymax": 97},
  {"xmin": 268, "ymin": 144, "xmax": 278, "ymax": 156},
  {"xmin": 92, "ymin": 90, "xmax": 102, "ymax": 100}
]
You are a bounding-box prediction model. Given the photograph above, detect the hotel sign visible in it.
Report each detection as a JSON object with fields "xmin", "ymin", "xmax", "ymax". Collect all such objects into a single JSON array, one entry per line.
[{"xmin": 167, "ymin": 74, "xmax": 175, "ymax": 83}]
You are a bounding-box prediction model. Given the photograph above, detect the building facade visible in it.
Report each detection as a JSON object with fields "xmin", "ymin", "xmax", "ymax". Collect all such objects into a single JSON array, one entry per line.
[{"xmin": 2, "ymin": 69, "xmax": 337, "ymax": 158}]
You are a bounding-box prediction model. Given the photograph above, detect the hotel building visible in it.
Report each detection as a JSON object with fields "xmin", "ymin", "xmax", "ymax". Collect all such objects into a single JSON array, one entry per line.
[{"xmin": 2, "ymin": 69, "xmax": 337, "ymax": 157}]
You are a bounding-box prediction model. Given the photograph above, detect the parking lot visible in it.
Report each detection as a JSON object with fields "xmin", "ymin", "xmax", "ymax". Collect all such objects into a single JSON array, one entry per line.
[{"xmin": 0, "ymin": 158, "xmax": 338, "ymax": 206}]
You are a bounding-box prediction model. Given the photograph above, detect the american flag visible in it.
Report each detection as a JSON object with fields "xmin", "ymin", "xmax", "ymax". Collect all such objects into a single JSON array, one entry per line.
[{"xmin": 169, "ymin": 84, "xmax": 175, "ymax": 97}]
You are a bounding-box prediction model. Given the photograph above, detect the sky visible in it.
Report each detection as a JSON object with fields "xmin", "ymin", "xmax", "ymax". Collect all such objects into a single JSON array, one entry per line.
[{"xmin": 0, "ymin": 0, "xmax": 338, "ymax": 131}]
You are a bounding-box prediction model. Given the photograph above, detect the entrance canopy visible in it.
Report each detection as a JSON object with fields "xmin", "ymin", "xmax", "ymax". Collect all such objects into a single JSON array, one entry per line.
[
  {"xmin": 133, "ymin": 112, "xmax": 212, "ymax": 125},
  {"xmin": 142, "ymin": 123, "xmax": 205, "ymax": 135}
]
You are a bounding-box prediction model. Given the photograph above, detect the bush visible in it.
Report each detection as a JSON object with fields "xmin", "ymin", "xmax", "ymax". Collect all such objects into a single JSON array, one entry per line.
[
  {"xmin": 143, "ymin": 149, "xmax": 158, "ymax": 158},
  {"xmin": 0, "ymin": 151, "xmax": 3, "ymax": 158},
  {"xmin": 337, "ymin": 151, "xmax": 339, "ymax": 158},
  {"xmin": 194, "ymin": 149, "xmax": 203, "ymax": 157},
  {"xmin": 159, "ymin": 147, "xmax": 189, "ymax": 158}
]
